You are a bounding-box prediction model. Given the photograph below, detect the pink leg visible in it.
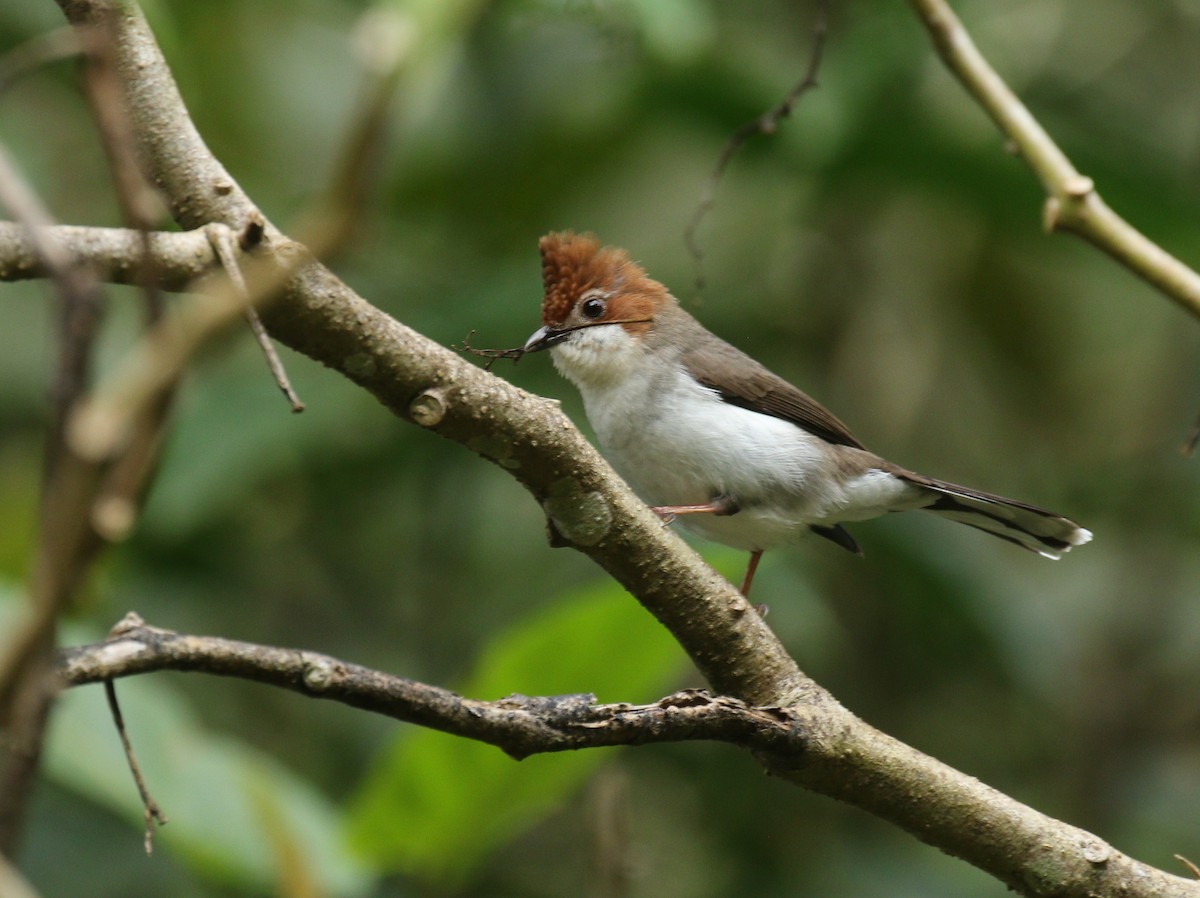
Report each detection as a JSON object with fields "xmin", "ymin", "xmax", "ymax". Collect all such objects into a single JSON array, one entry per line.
[
  {"xmin": 651, "ymin": 494, "xmax": 739, "ymax": 525},
  {"xmin": 740, "ymin": 550, "xmax": 763, "ymax": 597}
]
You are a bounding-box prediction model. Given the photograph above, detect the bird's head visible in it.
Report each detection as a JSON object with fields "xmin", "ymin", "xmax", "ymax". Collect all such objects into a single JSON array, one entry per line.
[{"xmin": 523, "ymin": 232, "xmax": 673, "ymax": 383}]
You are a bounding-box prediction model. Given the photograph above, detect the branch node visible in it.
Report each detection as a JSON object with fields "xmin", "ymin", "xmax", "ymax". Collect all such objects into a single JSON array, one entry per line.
[
  {"xmin": 1064, "ymin": 175, "xmax": 1095, "ymax": 199},
  {"xmin": 1081, "ymin": 839, "xmax": 1112, "ymax": 865},
  {"xmin": 302, "ymin": 657, "xmax": 338, "ymax": 692},
  {"xmin": 543, "ymin": 478, "xmax": 613, "ymax": 547},
  {"xmin": 108, "ymin": 611, "xmax": 146, "ymax": 639},
  {"xmin": 239, "ymin": 212, "xmax": 265, "ymax": 251},
  {"xmin": 408, "ymin": 387, "xmax": 448, "ymax": 428},
  {"xmin": 92, "ymin": 494, "xmax": 137, "ymax": 542}
]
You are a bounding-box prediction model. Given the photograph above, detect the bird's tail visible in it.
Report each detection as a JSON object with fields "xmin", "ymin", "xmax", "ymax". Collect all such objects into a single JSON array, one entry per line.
[{"xmin": 899, "ymin": 473, "xmax": 1092, "ymax": 559}]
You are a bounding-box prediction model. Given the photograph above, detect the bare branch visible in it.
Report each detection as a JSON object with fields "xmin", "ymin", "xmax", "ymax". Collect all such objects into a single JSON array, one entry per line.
[
  {"xmin": 205, "ymin": 223, "xmax": 305, "ymax": 412},
  {"xmin": 908, "ymin": 0, "xmax": 1200, "ymax": 321},
  {"xmin": 0, "ymin": 653, "xmax": 57, "ymax": 856},
  {"xmin": 56, "ymin": 619, "xmax": 1200, "ymax": 898},
  {"xmin": 684, "ymin": 0, "xmax": 829, "ymax": 295},
  {"xmin": 0, "ymin": 26, "xmax": 81, "ymax": 98},
  {"xmin": 59, "ymin": 617, "xmax": 801, "ymax": 761},
  {"xmin": 102, "ymin": 679, "xmax": 167, "ymax": 854},
  {"xmin": 0, "ymin": 140, "xmax": 108, "ymax": 853},
  {"xmin": 0, "ymin": 222, "xmax": 217, "ymax": 288}
]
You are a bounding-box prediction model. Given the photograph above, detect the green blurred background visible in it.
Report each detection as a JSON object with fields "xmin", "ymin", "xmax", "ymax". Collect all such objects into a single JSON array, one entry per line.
[{"xmin": 3, "ymin": 0, "xmax": 1200, "ymax": 895}]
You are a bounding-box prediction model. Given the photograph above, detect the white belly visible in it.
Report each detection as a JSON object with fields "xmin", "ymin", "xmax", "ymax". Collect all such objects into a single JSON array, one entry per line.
[{"xmin": 576, "ymin": 365, "xmax": 909, "ymax": 551}]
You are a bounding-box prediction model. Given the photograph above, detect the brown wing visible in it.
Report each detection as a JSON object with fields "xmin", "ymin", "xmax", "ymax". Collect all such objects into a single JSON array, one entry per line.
[{"xmin": 681, "ymin": 339, "xmax": 866, "ymax": 450}]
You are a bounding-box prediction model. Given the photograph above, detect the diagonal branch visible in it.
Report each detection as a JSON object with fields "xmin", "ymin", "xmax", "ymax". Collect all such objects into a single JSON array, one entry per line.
[{"xmin": 908, "ymin": 0, "xmax": 1200, "ymax": 321}]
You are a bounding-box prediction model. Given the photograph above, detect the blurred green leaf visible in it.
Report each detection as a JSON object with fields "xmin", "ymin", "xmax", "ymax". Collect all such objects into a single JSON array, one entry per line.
[
  {"xmin": 0, "ymin": 588, "xmax": 374, "ymax": 898},
  {"xmin": 344, "ymin": 579, "xmax": 684, "ymax": 887}
]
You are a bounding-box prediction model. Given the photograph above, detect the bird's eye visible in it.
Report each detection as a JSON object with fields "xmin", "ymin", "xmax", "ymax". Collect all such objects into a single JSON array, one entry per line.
[{"xmin": 580, "ymin": 297, "xmax": 606, "ymax": 319}]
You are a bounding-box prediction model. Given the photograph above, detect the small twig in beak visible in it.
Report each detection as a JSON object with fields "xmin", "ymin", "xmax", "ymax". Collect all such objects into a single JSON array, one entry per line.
[{"xmin": 454, "ymin": 331, "xmax": 527, "ymax": 371}]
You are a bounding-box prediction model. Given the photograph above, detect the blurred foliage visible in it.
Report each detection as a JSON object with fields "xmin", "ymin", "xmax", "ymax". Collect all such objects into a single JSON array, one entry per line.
[
  {"xmin": 1, "ymin": 0, "xmax": 1200, "ymax": 896},
  {"xmin": 346, "ymin": 581, "xmax": 683, "ymax": 887},
  {"xmin": 0, "ymin": 586, "xmax": 371, "ymax": 896}
]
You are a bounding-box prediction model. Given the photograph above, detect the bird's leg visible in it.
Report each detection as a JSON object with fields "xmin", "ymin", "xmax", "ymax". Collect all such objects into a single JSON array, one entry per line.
[
  {"xmin": 650, "ymin": 495, "xmax": 761, "ymax": 600},
  {"xmin": 651, "ymin": 493, "xmax": 739, "ymax": 525},
  {"xmin": 650, "ymin": 497, "xmax": 763, "ymax": 602},
  {"xmin": 740, "ymin": 550, "xmax": 764, "ymax": 597}
]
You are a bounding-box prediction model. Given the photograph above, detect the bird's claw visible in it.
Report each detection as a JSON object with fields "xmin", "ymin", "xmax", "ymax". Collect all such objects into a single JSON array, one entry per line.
[{"xmin": 651, "ymin": 507, "xmax": 678, "ymax": 526}]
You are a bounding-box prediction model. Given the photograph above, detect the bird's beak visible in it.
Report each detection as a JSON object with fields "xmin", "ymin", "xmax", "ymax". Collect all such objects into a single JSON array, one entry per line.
[{"xmin": 523, "ymin": 325, "xmax": 569, "ymax": 354}]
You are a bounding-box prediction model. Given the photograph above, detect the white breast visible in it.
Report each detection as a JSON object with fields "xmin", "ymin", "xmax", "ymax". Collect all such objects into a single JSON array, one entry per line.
[{"xmin": 559, "ymin": 345, "xmax": 852, "ymax": 551}]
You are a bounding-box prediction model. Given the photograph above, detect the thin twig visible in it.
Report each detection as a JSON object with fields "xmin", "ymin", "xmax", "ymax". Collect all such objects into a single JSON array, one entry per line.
[
  {"xmin": 0, "ymin": 145, "xmax": 100, "ymax": 306},
  {"xmin": 52, "ymin": 15, "xmax": 179, "ymax": 546},
  {"xmin": 1179, "ymin": 855, "xmax": 1200, "ymax": 880},
  {"xmin": 0, "ymin": 222, "xmax": 217, "ymax": 288},
  {"xmin": 207, "ymin": 224, "xmax": 305, "ymax": 412},
  {"xmin": 103, "ymin": 679, "xmax": 167, "ymax": 854},
  {"xmin": 683, "ymin": 0, "xmax": 830, "ymax": 296},
  {"xmin": 0, "ymin": 26, "xmax": 82, "ymax": 98},
  {"xmin": 454, "ymin": 330, "xmax": 527, "ymax": 370},
  {"xmin": 78, "ymin": 12, "xmax": 164, "ymax": 234},
  {"xmin": 66, "ymin": 230, "xmax": 313, "ymax": 465},
  {"xmin": 454, "ymin": 318, "xmax": 653, "ymax": 370}
]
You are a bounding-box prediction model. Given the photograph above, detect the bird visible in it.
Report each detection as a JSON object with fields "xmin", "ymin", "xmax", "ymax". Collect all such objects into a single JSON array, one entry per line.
[{"xmin": 522, "ymin": 231, "xmax": 1092, "ymax": 596}]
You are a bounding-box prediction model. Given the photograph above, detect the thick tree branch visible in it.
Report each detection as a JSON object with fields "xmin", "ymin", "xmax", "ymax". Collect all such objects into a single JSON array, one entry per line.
[
  {"xmin": 908, "ymin": 0, "xmax": 1200, "ymax": 320},
  {"xmin": 57, "ymin": 618, "xmax": 1200, "ymax": 898}
]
